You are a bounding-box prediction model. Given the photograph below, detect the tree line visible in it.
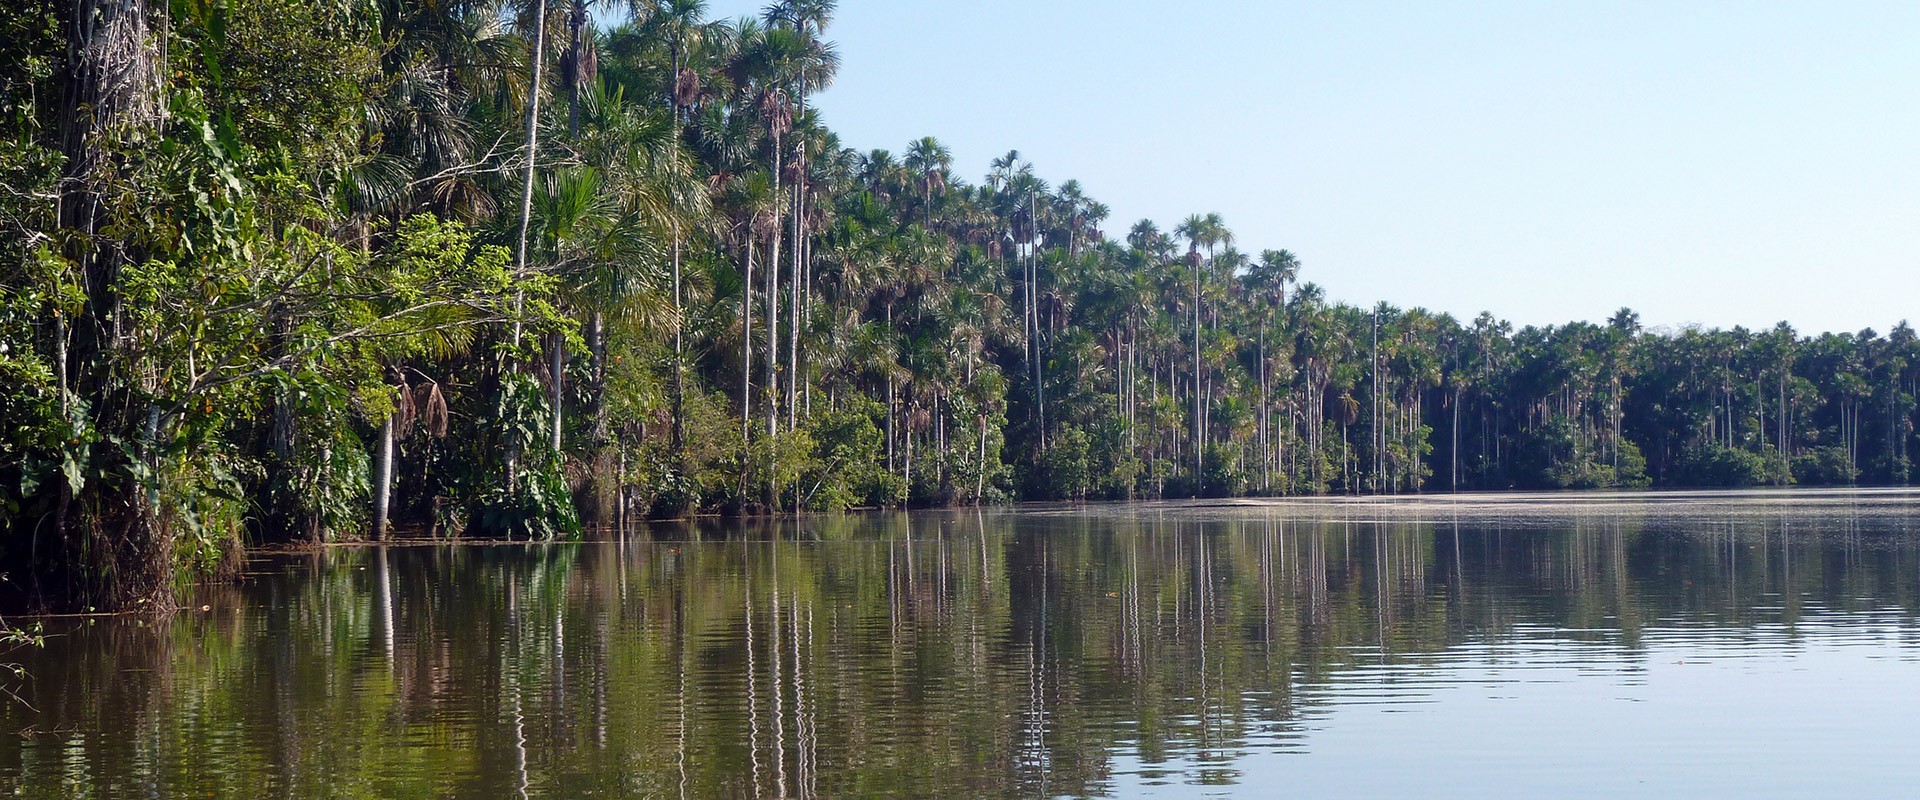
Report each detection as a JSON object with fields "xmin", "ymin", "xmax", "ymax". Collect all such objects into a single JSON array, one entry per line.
[{"xmin": 3, "ymin": 0, "xmax": 1916, "ymax": 609}]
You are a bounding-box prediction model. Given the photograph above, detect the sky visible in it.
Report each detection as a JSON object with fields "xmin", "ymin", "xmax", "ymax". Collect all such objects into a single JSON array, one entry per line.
[{"xmin": 701, "ymin": 1, "xmax": 1920, "ymax": 334}]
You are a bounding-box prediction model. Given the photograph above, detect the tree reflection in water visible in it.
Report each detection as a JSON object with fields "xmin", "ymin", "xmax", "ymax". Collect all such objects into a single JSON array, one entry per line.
[{"xmin": 4, "ymin": 493, "xmax": 1920, "ymax": 798}]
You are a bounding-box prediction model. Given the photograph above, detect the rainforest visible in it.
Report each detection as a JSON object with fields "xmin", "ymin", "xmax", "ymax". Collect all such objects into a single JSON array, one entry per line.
[{"xmin": 3, "ymin": 0, "xmax": 1917, "ymax": 611}]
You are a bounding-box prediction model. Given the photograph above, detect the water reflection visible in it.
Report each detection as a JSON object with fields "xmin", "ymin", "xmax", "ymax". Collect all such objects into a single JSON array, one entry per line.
[{"xmin": 5, "ymin": 495, "xmax": 1920, "ymax": 798}]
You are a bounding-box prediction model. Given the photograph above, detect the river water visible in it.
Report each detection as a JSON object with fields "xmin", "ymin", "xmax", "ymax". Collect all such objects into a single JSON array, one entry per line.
[{"xmin": 4, "ymin": 489, "xmax": 1919, "ymax": 798}]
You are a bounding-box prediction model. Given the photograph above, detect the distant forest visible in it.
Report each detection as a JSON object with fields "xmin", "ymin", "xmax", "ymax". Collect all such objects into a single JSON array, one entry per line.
[{"xmin": 3, "ymin": 0, "xmax": 1915, "ymax": 608}]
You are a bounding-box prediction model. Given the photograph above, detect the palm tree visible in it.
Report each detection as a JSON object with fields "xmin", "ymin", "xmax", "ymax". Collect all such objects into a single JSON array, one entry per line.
[
  {"xmin": 731, "ymin": 20, "xmax": 820, "ymax": 443},
  {"xmin": 1174, "ymin": 214, "xmax": 1208, "ymax": 481},
  {"xmin": 766, "ymin": 3, "xmax": 840, "ymax": 432},
  {"xmin": 1012, "ymin": 170, "xmax": 1052, "ymax": 447},
  {"xmin": 989, "ymin": 152, "xmax": 1046, "ymax": 446},
  {"xmin": 1250, "ymin": 249, "xmax": 1299, "ymax": 490},
  {"xmin": 563, "ymin": 0, "xmax": 601, "ymax": 137},
  {"xmin": 904, "ymin": 136, "xmax": 952, "ymax": 229},
  {"xmin": 728, "ymin": 169, "xmax": 778, "ymax": 448},
  {"xmin": 637, "ymin": 0, "xmax": 711, "ymax": 482}
]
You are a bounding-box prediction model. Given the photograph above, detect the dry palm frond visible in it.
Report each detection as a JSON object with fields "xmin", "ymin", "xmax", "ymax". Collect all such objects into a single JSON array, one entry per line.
[
  {"xmin": 1336, "ymin": 394, "xmax": 1361, "ymax": 427},
  {"xmin": 393, "ymin": 376, "xmax": 418, "ymax": 440},
  {"xmin": 674, "ymin": 67, "xmax": 702, "ymax": 109},
  {"xmin": 414, "ymin": 381, "xmax": 450, "ymax": 439}
]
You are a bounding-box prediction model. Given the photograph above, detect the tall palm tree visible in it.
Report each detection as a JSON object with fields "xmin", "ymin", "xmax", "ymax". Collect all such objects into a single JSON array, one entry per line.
[
  {"xmin": 1174, "ymin": 214, "xmax": 1208, "ymax": 480},
  {"xmin": 904, "ymin": 136, "xmax": 952, "ymax": 229},
  {"xmin": 732, "ymin": 20, "xmax": 812, "ymax": 441},
  {"xmin": 1250, "ymin": 249, "xmax": 1298, "ymax": 489},
  {"xmin": 563, "ymin": 0, "xmax": 604, "ymax": 137},
  {"xmin": 989, "ymin": 152, "xmax": 1044, "ymax": 444},
  {"xmin": 641, "ymin": 0, "xmax": 711, "ymax": 479},
  {"xmin": 727, "ymin": 169, "xmax": 778, "ymax": 448},
  {"xmin": 766, "ymin": 2, "xmax": 840, "ymax": 431},
  {"xmin": 1008, "ymin": 169, "xmax": 1051, "ymax": 447}
]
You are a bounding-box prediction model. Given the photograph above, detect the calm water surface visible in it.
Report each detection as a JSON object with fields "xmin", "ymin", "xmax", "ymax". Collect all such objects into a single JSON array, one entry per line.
[{"xmin": 5, "ymin": 489, "xmax": 1920, "ymax": 798}]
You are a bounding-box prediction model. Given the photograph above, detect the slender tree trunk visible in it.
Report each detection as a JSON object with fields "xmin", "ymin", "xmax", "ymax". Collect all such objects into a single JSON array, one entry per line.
[
  {"xmin": 1192, "ymin": 264, "xmax": 1201, "ymax": 483},
  {"xmin": 790, "ymin": 178, "xmax": 802, "ymax": 431},
  {"xmin": 1778, "ymin": 368, "xmax": 1787, "ymax": 465},
  {"xmin": 513, "ymin": 0, "xmax": 549, "ymax": 350},
  {"xmin": 790, "ymin": 69, "xmax": 810, "ymax": 432},
  {"xmin": 1371, "ymin": 311, "xmax": 1380, "ymax": 492},
  {"xmin": 659, "ymin": 40, "xmax": 690, "ymax": 494},
  {"xmin": 1452, "ymin": 385, "xmax": 1461, "ymax": 492},
  {"xmin": 550, "ymin": 332, "xmax": 564, "ymax": 454},
  {"xmin": 1258, "ymin": 317, "xmax": 1268, "ymax": 492},
  {"xmin": 589, "ymin": 311, "xmax": 608, "ymax": 446},
  {"xmin": 743, "ymin": 234, "xmax": 755, "ymax": 447},
  {"xmin": 1126, "ymin": 333, "xmax": 1136, "ymax": 453},
  {"xmin": 568, "ymin": 0, "xmax": 586, "ymax": 135},
  {"xmin": 802, "ymin": 226, "xmax": 814, "ymax": 416},
  {"xmin": 53, "ymin": 310, "xmax": 71, "ymax": 534},
  {"xmin": 671, "ymin": 227, "xmax": 686, "ymax": 456},
  {"xmin": 789, "ymin": 152, "xmax": 804, "ymax": 432},
  {"xmin": 977, "ymin": 415, "xmax": 988, "ymax": 503},
  {"xmin": 1035, "ymin": 201, "xmax": 1047, "ymax": 448},
  {"xmin": 1017, "ymin": 251, "xmax": 1034, "ymax": 438},
  {"xmin": 374, "ymin": 412, "xmax": 395, "ymax": 540},
  {"xmin": 886, "ymin": 302, "xmax": 896, "ymax": 486},
  {"xmin": 555, "ymin": 0, "xmax": 591, "ymax": 461},
  {"xmin": 767, "ymin": 131, "xmax": 783, "ymax": 441}
]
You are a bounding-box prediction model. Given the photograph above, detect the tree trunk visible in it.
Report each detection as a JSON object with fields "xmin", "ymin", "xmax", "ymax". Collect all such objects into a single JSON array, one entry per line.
[
  {"xmin": 567, "ymin": 0, "xmax": 586, "ymax": 136},
  {"xmin": 1019, "ymin": 250, "xmax": 1036, "ymax": 438},
  {"xmin": 885, "ymin": 302, "xmax": 896, "ymax": 492},
  {"xmin": 589, "ymin": 311, "xmax": 607, "ymax": 446},
  {"xmin": 55, "ymin": 0, "xmax": 170, "ymax": 607},
  {"xmin": 1029, "ymin": 192, "xmax": 1046, "ymax": 450},
  {"xmin": 550, "ymin": 331, "xmax": 564, "ymax": 454},
  {"xmin": 767, "ymin": 131, "xmax": 783, "ymax": 441},
  {"xmin": 802, "ymin": 224, "xmax": 814, "ymax": 416},
  {"xmin": 668, "ymin": 44, "xmax": 688, "ymax": 478},
  {"xmin": 1452, "ymin": 386, "xmax": 1461, "ymax": 492},
  {"xmin": 1192, "ymin": 265, "xmax": 1201, "ymax": 483},
  {"xmin": 790, "ymin": 156, "xmax": 804, "ymax": 431},
  {"xmin": 743, "ymin": 234, "xmax": 755, "ymax": 447},
  {"xmin": 976, "ymin": 415, "xmax": 989, "ymax": 503},
  {"xmin": 374, "ymin": 412, "xmax": 395, "ymax": 540},
  {"xmin": 512, "ymin": 0, "xmax": 549, "ymax": 350},
  {"xmin": 671, "ymin": 225, "xmax": 685, "ymax": 457},
  {"xmin": 1258, "ymin": 318, "xmax": 1267, "ymax": 492}
]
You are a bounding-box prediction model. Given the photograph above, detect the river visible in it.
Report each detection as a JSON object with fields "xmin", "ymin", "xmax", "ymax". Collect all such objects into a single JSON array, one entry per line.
[{"xmin": 5, "ymin": 489, "xmax": 1919, "ymax": 798}]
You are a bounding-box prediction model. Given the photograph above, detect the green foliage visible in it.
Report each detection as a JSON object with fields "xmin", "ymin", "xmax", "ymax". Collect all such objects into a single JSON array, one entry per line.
[
  {"xmin": 1792, "ymin": 446, "xmax": 1858, "ymax": 486},
  {"xmin": 1031, "ymin": 426, "xmax": 1093, "ymax": 501},
  {"xmin": 1513, "ymin": 418, "xmax": 1648, "ymax": 490},
  {"xmin": 1616, "ymin": 440, "xmax": 1652, "ymax": 489},
  {"xmin": 0, "ymin": 283, "xmax": 66, "ymax": 519},
  {"xmin": 1200, "ymin": 442, "xmax": 1247, "ymax": 498},
  {"xmin": 468, "ymin": 372, "xmax": 580, "ymax": 540},
  {"xmin": 1673, "ymin": 444, "xmax": 1789, "ymax": 489},
  {"xmin": 1087, "ymin": 417, "xmax": 1143, "ymax": 500},
  {"xmin": 800, "ymin": 398, "xmax": 896, "ymax": 510}
]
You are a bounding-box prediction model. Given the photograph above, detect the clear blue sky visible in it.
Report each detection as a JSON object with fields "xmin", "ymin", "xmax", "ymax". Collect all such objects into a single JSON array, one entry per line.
[{"xmin": 704, "ymin": 1, "xmax": 1920, "ymax": 334}]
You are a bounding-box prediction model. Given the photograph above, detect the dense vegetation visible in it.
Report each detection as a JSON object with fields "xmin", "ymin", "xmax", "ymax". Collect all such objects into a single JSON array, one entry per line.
[{"xmin": 3, "ymin": 0, "xmax": 1916, "ymax": 609}]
